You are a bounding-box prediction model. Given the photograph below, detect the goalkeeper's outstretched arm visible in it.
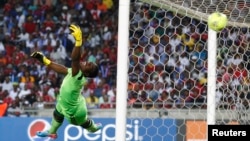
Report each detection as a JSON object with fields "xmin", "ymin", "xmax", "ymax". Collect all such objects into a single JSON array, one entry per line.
[
  {"xmin": 31, "ymin": 24, "xmax": 83, "ymax": 76},
  {"xmin": 30, "ymin": 51, "xmax": 68, "ymax": 75},
  {"xmin": 69, "ymin": 24, "xmax": 83, "ymax": 77}
]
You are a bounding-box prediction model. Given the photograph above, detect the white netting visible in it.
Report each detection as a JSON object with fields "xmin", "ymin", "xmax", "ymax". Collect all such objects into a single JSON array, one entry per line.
[
  {"xmin": 140, "ymin": 0, "xmax": 250, "ymax": 27},
  {"xmin": 127, "ymin": 0, "xmax": 250, "ymax": 140}
]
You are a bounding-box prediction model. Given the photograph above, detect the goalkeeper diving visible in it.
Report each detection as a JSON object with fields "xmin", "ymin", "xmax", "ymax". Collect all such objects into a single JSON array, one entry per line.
[{"xmin": 31, "ymin": 24, "xmax": 102, "ymax": 139}]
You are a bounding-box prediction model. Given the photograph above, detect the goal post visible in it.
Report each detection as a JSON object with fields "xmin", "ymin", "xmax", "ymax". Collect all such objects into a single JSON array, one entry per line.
[
  {"xmin": 115, "ymin": 0, "xmax": 130, "ymax": 141},
  {"xmin": 207, "ymin": 28, "xmax": 217, "ymax": 125}
]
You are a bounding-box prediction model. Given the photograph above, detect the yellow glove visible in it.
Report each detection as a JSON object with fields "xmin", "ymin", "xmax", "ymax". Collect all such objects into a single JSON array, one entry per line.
[
  {"xmin": 31, "ymin": 51, "xmax": 51, "ymax": 66},
  {"xmin": 69, "ymin": 24, "xmax": 82, "ymax": 47}
]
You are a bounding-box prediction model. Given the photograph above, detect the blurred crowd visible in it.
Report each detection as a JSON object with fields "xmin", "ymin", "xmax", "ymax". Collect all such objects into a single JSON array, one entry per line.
[
  {"xmin": 0, "ymin": 0, "xmax": 118, "ymax": 117},
  {"xmin": 0, "ymin": 0, "xmax": 250, "ymax": 117},
  {"xmin": 127, "ymin": 1, "xmax": 250, "ymax": 111}
]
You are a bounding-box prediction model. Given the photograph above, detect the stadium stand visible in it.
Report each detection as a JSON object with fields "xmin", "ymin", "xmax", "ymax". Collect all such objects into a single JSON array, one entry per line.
[
  {"xmin": 0, "ymin": 0, "xmax": 250, "ymax": 117},
  {"xmin": 0, "ymin": 0, "xmax": 118, "ymax": 117}
]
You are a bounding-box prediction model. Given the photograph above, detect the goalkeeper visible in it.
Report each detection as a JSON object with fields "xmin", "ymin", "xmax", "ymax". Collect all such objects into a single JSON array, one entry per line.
[{"xmin": 31, "ymin": 24, "xmax": 102, "ymax": 139}]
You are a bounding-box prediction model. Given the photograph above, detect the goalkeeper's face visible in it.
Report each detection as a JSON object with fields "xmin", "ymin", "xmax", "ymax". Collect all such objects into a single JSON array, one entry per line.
[{"xmin": 80, "ymin": 61, "xmax": 99, "ymax": 78}]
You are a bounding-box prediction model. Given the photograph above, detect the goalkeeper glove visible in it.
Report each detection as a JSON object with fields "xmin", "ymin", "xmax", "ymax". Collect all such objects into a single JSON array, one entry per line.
[
  {"xmin": 30, "ymin": 51, "xmax": 51, "ymax": 65},
  {"xmin": 69, "ymin": 24, "xmax": 82, "ymax": 47}
]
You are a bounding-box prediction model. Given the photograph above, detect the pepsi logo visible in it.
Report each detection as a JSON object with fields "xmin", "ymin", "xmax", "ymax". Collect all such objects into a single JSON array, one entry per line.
[{"xmin": 27, "ymin": 119, "xmax": 51, "ymax": 141}]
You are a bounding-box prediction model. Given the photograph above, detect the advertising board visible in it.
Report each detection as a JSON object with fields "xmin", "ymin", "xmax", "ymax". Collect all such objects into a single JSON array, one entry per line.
[{"xmin": 0, "ymin": 117, "xmax": 177, "ymax": 141}]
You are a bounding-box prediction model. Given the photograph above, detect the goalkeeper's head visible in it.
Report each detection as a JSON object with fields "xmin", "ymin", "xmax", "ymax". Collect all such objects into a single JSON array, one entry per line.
[{"xmin": 80, "ymin": 61, "xmax": 99, "ymax": 78}]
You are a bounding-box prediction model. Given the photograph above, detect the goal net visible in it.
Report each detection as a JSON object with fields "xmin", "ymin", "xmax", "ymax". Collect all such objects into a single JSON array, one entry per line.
[{"xmin": 126, "ymin": 0, "xmax": 250, "ymax": 140}]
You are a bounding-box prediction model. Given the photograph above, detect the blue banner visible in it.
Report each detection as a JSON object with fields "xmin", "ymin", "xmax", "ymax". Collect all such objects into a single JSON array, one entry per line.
[{"xmin": 0, "ymin": 117, "xmax": 177, "ymax": 141}]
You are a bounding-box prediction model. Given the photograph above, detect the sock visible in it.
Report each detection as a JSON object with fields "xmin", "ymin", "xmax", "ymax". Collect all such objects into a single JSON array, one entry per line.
[
  {"xmin": 87, "ymin": 120, "xmax": 101, "ymax": 132},
  {"xmin": 80, "ymin": 119, "xmax": 101, "ymax": 132},
  {"xmin": 49, "ymin": 118, "xmax": 62, "ymax": 134}
]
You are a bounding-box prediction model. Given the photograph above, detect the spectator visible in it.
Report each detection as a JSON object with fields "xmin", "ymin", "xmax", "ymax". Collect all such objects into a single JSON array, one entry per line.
[
  {"xmin": 0, "ymin": 100, "xmax": 8, "ymax": 117},
  {"xmin": 22, "ymin": 16, "xmax": 37, "ymax": 34},
  {"xmin": 41, "ymin": 93, "xmax": 54, "ymax": 110},
  {"xmin": 41, "ymin": 84, "xmax": 55, "ymax": 103},
  {"xmin": 23, "ymin": 87, "xmax": 38, "ymax": 107},
  {"xmin": 185, "ymin": 88, "xmax": 205, "ymax": 108},
  {"xmin": 50, "ymin": 40, "xmax": 67, "ymax": 65},
  {"xmin": 90, "ymin": 4, "xmax": 101, "ymax": 25},
  {"xmin": 2, "ymin": 89, "xmax": 12, "ymax": 106},
  {"xmin": 60, "ymin": 5, "xmax": 72, "ymax": 25},
  {"xmin": 19, "ymin": 70, "xmax": 35, "ymax": 88},
  {"xmin": 146, "ymin": 83, "xmax": 160, "ymax": 101},
  {"xmin": 132, "ymin": 90, "xmax": 153, "ymax": 110},
  {"xmin": 0, "ymin": 41, "xmax": 4, "ymax": 53},
  {"xmin": 81, "ymin": 83, "xmax": 92, "ymax": 98},
  {"xmin": 191, "ymin": 43, "xmax": 207, "ymax": 67},
  {"xmin": 99, "ymin": 91, "xmax": 111, "ymax": 109},
  {"xmin": 85, "ymin": 90, "xmax": 99, "ymax": 109},
  {"xmin": 1, "ymin": 76, "xmax": 13, "ymax": 93},
  {"xmin": 43, "ymin": 13, "xmax": 55, "ymax": 30},
  {"xmin": 18, "ymin": 83, "xmax": 31, "ymax": 100},
  {"xmin": 17, "ymin": 28, "xmax": 29, "ymax": 42},
  {"xmin": 7, "ymin": 100, "xmax": 29, "ymax": 117},
  {"xmin": 128, "ymin": 91, "xmax": 138, "ymax": 107},
  {"xmin": 109, "ymin": 88, "xmax": 116, "ymax": 108},
  {"xmin": 23, "ymin": 33, "xmax": 34, "ymax": 54},
  {"xmin": 9, "ymin": 82, "xmax": 20, "ymax": 101},
  {"xmin": 154, "ymin": 90, "xmax": 173, "ymax": 109},
  {"xmin": 102, "ymin": 26, "xmax": 112, "ymax": 41}
]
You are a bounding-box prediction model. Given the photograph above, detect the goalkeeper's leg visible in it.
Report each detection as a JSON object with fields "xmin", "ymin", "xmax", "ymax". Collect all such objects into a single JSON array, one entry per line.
[
  {"xmin": 80, "ymin": 118, "xmax": 102, "ymax": 133},
  {"xmin": 36, "ymin": 108, "xmax": 64, "ymax": 139},
  {"xmin": 72, "ymin": 103, "xmax": 102, "ymax": 132}
]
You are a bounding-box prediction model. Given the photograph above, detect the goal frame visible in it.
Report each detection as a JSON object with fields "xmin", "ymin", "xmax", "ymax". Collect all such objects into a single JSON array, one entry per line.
[{"xmin": 115, "ymin": 0, "xmax": 131, "ymax": 141}]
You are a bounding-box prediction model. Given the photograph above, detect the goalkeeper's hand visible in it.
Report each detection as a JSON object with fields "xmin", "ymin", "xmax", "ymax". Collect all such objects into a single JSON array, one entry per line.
[
  {"xmin": 30, "ymin": 51, "xmax": 51, "ymax": 65},
  {"xmin": 69, "ymin": 24, "xmax": 82, "ymax": 47}
]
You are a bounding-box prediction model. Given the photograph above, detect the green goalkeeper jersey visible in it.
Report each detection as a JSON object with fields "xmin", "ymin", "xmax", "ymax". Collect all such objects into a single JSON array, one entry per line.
[{"xmin": 56, "ymin": 68, "xmax": 87, "ymax": 118}]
